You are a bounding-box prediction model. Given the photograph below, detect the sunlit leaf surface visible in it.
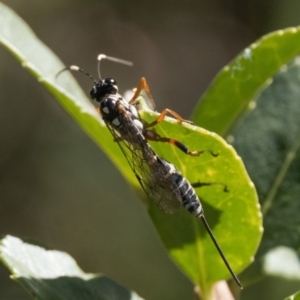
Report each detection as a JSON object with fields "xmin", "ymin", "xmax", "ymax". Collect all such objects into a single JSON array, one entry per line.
[
  {"xmin": 0, "ymin": 236, "xmax": 143, "ymax": 300},
  {"xmin": 0, "ymin": 2, "xmax": 133, "ymax": 187},
  {"xmin": 192, "ymin": 27, "xmax": 300, "ymax": 136},
  {"xmin": 285, "ymin": 290, "xmax": 300, "ymax": 300},
  {"xmin": 140, "ymin": 109, "xmax": 262, "ymax": 290}
]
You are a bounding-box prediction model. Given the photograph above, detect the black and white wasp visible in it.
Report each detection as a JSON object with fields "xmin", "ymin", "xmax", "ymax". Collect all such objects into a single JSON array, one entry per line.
[{"xmin": 57, "ymin": 54, "xmax": 242, "ymax": 288}]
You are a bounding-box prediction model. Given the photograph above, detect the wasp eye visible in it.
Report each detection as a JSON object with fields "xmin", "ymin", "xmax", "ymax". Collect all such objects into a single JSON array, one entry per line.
[
  {"xmin": 104, "ymin": 78, "xmax": 117, "ymax": 86},
  {"xmin": 102, "ymin": 78, "xmax": 118, "ymax": 94},
  {"xmin": 90, "ymin": 87, "xmax": 97, "ymax": 99}
]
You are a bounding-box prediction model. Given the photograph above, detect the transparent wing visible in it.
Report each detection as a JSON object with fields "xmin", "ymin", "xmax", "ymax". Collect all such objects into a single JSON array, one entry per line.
[
  {"xmin": 105, "ymin": 118, "xmax": 182, "ymax": 214},
  {"xmin": 138, "ymin": 145, "xmax": 183, "ymax": 214}
]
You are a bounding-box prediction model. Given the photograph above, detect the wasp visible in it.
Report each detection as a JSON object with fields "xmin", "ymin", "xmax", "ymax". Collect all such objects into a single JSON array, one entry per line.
[{"xmin": 57, "ymin": 54, "xmax": 242, "ymax": 288}]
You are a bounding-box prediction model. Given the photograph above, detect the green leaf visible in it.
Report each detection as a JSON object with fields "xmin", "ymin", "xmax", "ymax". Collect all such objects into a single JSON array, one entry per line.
[
  {"xmin": 285, "ymin": 290, "xmax": 300, "ymax": 300},
  {"xmin": 231, "ymin": 59, "xmax": 300, "ymax": 283},
  {"xmin": 0, "ymin": 2, "xmax": 136, "ymax": 189},
  {"xmin": 190, "ymin": 26, "xmax": 300, "ymax": 284},
  {"xmin": 140, "ymin": 110, "xmax": 262, "ymax": 293},
  {"xmin": 0, "ymin": 2, "xmax": 262, "ymax": 295},
  {"xmin": 192, "ymin": 27, "xmax": 300, "ymax": 136},
  {"xmin": 0, "ymin": 235, "xmax": 143, "ymax": 300}
]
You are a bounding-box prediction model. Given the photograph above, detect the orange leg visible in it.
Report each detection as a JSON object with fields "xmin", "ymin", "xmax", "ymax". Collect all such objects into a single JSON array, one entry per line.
[
  {"xmin": 129, "ymin": 77, "xmax": 193, "ymax": 127},
  {"xmin": 129, "ymin": 77, "xmax": 156, "ymax": 110},
  {"xmin": 145, "ymin": 129, "xmax": 218, "ymax": 157},
  {"xmin": 129, "ymin": 78, "xmax": 192, "ymax": 126},
  {"xmin": 144, "ymin": 129, "xmax": 202, "ymax": 157},
  {"xmin": 145, "ymin": 108, "xmax": 192, "ymax": 128},
  {"xmin": 129, "ymin": 78, "xmax": 215, "ymax": 157}
]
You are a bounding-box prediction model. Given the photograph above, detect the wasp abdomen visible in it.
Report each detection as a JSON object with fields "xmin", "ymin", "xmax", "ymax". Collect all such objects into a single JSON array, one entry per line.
[{"xmin": 175, "ymin": 174, "xmax": 203, "ymax": 217}]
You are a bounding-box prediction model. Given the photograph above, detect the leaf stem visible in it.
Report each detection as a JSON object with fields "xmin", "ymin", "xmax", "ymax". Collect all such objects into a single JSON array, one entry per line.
[{"xmin": 262, "ymin": 129, "xmax": 300, "ymax": 215}]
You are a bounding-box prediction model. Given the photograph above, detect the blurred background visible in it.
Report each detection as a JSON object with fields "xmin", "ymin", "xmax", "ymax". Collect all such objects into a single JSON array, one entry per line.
[{"xmin": 0, "ymin": 0, "xmax": 300, "ymax": 299}]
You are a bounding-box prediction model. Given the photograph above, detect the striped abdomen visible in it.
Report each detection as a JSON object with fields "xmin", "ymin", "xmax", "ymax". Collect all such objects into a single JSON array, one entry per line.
[{"xmin": 175, "ymin": 174, "xmax": 203, "ymax": 218}]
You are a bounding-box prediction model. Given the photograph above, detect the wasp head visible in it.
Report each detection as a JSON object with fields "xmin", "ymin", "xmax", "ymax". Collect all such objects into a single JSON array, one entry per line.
[{"xmin": 90, "ymin": 78, "xmax": 118, "ymax": 102}]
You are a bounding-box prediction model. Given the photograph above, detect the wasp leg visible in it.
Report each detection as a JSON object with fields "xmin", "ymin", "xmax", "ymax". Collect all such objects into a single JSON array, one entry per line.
[
  {"xmin": 129, "ymin": 78, "xmax": 192, "ymax": 125},
  {"xmin": 145, "ymin": 108, "xmax": 192, "ymax": 129},
  {"xmin": 192, "ymin": 181, "xmax": 229, "ymax": 192},
  {"xmin": 144, "ymin": 129, "xmax": 215, "ymax": 157},
  {"xmin": 129, "ymin": 77, "xmax": 156, "ymax": 110}
]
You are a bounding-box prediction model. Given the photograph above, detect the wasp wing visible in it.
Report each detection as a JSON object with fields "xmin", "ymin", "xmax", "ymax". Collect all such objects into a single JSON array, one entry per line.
[{"xmin": 104, "ymin": 115, "xmax": 182, "ymax": 214}]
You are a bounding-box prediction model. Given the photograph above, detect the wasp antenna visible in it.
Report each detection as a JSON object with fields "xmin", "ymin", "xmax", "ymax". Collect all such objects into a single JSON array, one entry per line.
[
  {"xmin": 56, "ymin": 65, "xmax": 97, "ymax": 85},
  {"xmin": 97, "ymin": 54, "xmax": 133, "ymax": 80},
  {"xmin": 55, "ymin": 67, "xmax": 70, "ymax": 79},
  {"xmin": 97, "ymin": 54, "xmax": 133, "ymax": 66}
]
